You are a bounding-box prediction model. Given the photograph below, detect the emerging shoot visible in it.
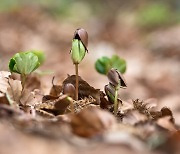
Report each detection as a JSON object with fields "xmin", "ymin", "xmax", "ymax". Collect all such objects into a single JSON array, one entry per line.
[
  {"xmin": 70, "ymin": 28, "xmax": 88, "ymax": 100},
  {"xmin": 9, "ymin": 51, "xmax": 44, "ymax": 89},
  {"xmin": 106, "ymin": 68, "xmax": 127, "ymax": 115}
]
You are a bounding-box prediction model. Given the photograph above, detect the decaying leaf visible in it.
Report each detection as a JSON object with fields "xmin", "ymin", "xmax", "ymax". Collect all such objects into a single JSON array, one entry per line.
[
  {"xmin": 123, "ymin": 110, "xmax": 148, "ymax": 125},
  {"xmin": 35, "ymin": 95, "xmax": 71, "ymax": 116},
  {"xmin": 0, "ymin": 93, "xmax": 9, "ymax": 105},
  {"xmin": 63, "ymin": 75, "xmax": 100, "ymax": 104},
  {"xmin": 49, "ymin": 77, "xmax": 62, "ymax": 97},
  {"xmin": 156, "ymin": 116, "xmax": 177, "ymax": 132},
  {"xmin": 0, "ymin": 71, "xmax": 11, "ymax": 78},
  {"xmin": 70, "ymin": 107, "xmax": 116, "ymax": 137},
  {"xmin": 25, "ymin": 75, "xmax": 41, "ymax": 91},
  {"xmin": 0, "ymin": 74, "xmax": 9, "ymax": 94},
  {"xmin": 20, "ymin": 89, "xmax": 38, "ymax": 106},
  {"xmin": 6, "ymin": 78, "xmax": 22, "ymax": 105}
]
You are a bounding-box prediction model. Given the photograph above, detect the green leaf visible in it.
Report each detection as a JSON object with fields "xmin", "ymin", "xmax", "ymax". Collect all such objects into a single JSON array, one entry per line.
[
  {"xmin": 71, "ymin": 39, "xmax": 86, "ymax": 64},
  {"xmin": 9, "ymin": 52, "xmax": 40, "ymax": 75},
  {"xmin": 111, "ymin": 55, "xmax": 126, "ymax": 74},
  {"xmin": 95, "ymin": 56, "xmax": 111, "ymax": 74},
  {"xmin": 95, "ymin": 55, "xmax": 127, "ymax": 75},
  {"xmin": 25, "ymin": 50, "xmax": 45, "ymax": 65}
]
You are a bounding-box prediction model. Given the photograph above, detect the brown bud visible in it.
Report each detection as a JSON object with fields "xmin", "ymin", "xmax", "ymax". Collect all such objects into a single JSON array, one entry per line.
[
  {"xmin": 73, "ymin": 28, "xmax": 88, "ymax": 50},
  {"xmin": 104, "ymin": 84, "xmax": 115, "ymax": 104},
  {"xmin": 63, "ymin": 83, "xmax": 76, "ymax": 99},
  {"xmin": 107, "ymin": 68, "xmax": 127, "ymax": 88}
]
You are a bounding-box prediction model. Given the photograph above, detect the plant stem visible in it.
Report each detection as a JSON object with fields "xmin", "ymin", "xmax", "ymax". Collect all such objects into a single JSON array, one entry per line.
[
  {"xmin": 20, "ymin": 74, "xmax": 26, "ymax": 90},
  {"xmin": 68, "ymin": 97, "xmax": 74, "ymax": 113},
  {"xmin": 114, "ymin": 88, "xmax": 118, "ymax": 115},
  {"xmin": 75, "ymin": 64, "xmax": 79, "ymax": 101}
]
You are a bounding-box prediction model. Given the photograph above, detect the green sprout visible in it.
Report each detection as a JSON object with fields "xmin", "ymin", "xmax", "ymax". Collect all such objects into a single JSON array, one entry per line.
[
  {"xmin": 95, "ymin": 55, "xmax": 126, "ymax": 75},
  {"xmin": 106, "ymin": 68, "xmax": 127, "ymax": 115},
  {"xmin": 9, "ymin": 51, "xmax": 44, "ymax": 89},
  {"xmin": 70, "ymin": 28, "xmax": 88, "ymax": 100}
]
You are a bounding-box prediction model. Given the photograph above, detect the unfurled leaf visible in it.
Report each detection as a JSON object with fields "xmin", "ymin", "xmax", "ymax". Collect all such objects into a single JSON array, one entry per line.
[
  {"xmin": 111, "ymin": 55, "xmax": 126, "ymax": 74},
  {"xmin": 95, "ymin": 55, "xmax": 127, "ymax": 75},
  {"xmin": 25, "ymin": 50, "xmax": 45, "ymax": 65},
  {"xmin": 95, "ymin": 56, "xmax": 111, "ymax": 74},
  {"xmin": 9, "ymin": 52, "xmax": 40, "ymax": 75}
]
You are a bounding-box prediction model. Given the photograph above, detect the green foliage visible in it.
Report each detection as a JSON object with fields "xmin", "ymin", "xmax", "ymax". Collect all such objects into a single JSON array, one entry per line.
[
  {"xmin": 71, "ymin": 39, "xmax": 86, "ymax": 64},
  {"xmin": 25, "ymin": 50, "xmax": 45, "ymax": 65},
  {"xmin": 9, "ymin": 52, "xmax": 41, "ymax": 75},
  {"xmin": 136, "ymin": 2, "xmax": 176, "ymax": 29},
  {"xmin": 95, "ymin": 55, "xmax": 126, "ymax": 75}
]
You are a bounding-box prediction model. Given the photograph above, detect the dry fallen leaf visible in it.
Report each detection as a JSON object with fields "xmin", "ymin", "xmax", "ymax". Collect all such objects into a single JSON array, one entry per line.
[
  {"xmin": 123, "ymin": 110, "xmax": 148, "ymax": 125},
  {"xmin": 25, "ymin": 75, "xmax": 41, "ymax": 91},
  {"xmin": 70, "ymin": 107, "xmax": 116, "ymax": 137},
  {"xmin": 0, "ymin": 75, "xmax": 9, "ymax": 94},
  {"xmin": 63, "ymin": 75, "xmax": 100, "ymax": 104},
  {"xmin": 0, "ymin": 71, "xmax": 11, "ymax": 78},
  {"xmin": 20, "ymin": 89, "xmax": 38, "ymax": 106},
  {"xmin": 156, "ymin": 116, "xmax": 177, "ymax": 132},
  {"xmin": 49, "ymin": 77, "xmax": 62, "ymax": 97},
  {"xmin": 6, "ymin": 78, "xmax": 22, "ymax": 105}
]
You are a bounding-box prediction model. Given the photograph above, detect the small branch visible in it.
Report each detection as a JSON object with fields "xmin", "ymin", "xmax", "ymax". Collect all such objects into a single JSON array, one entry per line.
[{"xmin": 75, "ymin": 64, "xmax": 79, "ymax": 101}]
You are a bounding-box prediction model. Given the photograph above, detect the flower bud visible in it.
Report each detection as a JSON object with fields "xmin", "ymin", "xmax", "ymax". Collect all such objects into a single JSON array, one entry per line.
[
  {"xmin": 74, "ymin": 28, "xmax": 88, "ymax": 50},
  {"xmin": 71, "ymin": 28, "xmax": 88, "ymax": 64},
  {"xmin": 107, "ymin": 68, "xmax": 127, "ymax": 88},
  {"xmin": 104, "ymin": 84, "xmax": 115, "ymax": 104}
]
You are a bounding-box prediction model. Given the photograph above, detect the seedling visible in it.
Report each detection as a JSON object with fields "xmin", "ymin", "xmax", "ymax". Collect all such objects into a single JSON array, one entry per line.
[
  {"xmin": 106, "ymin": 68, "xmax": 127, "ymax": 115},
  {"xmin": 9, "ymin": 51, "xmax": 44, "ymax": 89},
  {"xmin": 95, "ymin": 55, "xmax": 126, "ymax": 75},
  {"xmin": 70, "ymin": 28, "xmax": 88, "ymax": 100}
]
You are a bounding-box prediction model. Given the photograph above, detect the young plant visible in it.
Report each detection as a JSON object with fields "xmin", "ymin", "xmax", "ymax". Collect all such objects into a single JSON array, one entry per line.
[
  {"xmin": 9, "ymin": 51, "xmax": 44, "ymax": 89},
  {"xmin": 70, "ymin": 28, "xmax": 88, "ymax": 100},
  {"xmin": 95, "ymin": 55, "xmax": 126, "ymax": 75},
  {"xmin": 106, "ymin": 68, "xmax": 127, "ymax": 115}
]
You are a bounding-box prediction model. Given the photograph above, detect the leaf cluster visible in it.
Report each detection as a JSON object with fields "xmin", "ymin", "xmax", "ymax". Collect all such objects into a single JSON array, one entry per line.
[{"xmin": 95, "ymin": 55, "xmax": 126, "ymax": 75}]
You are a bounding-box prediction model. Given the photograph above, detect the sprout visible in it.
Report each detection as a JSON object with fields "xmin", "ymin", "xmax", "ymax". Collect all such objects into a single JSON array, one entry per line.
[
  {"xmin": 106, "ymin": 68, "xmax": 127, "ymax": 115},
  {"xmin": 9, "ymin": 51, "xmax": 44, "ymax": 89},
  {"xmin": 70, "ymin": 28, "xmax": 88, "ymax": 100},
  {"xmin": 95, "ymin": 55, "xmax": 126, "ymax": 75}
]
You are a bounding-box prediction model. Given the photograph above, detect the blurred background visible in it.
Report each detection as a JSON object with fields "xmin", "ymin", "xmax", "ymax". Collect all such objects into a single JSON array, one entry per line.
[{"xmin": 0, "ymin": 0, "xmax": 180, "ymax": 122}]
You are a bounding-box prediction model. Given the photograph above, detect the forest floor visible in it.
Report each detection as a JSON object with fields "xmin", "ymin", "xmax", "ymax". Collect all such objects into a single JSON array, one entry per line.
[{"xmin": 0, "ymin": 7, "xmax": 180, "ymax": 154}]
